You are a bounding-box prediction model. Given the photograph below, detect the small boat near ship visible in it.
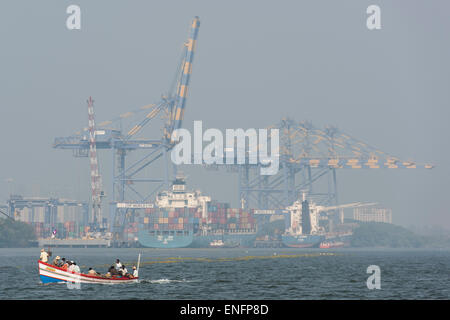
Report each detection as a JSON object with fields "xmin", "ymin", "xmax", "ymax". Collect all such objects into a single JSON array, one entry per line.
[
  {"xmin": 209, "ymin": 239, "xmax": 225, "ymax": 247},
  {"xmin": 208, "ymin": 239, "xmax": 240, "ymax": 248},
  {"xmin": 319, "ymin": 241, "xmax": 345, "ymax": 249},
  {"xmin": 319, "ymin": 232, "xmax": 352, "ymax": 248}
]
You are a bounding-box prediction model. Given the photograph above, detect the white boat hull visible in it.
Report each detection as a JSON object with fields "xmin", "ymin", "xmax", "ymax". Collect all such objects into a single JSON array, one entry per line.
[{"xmin": 38, "ymin": 261, "xmax": 138, "ymax": 284}]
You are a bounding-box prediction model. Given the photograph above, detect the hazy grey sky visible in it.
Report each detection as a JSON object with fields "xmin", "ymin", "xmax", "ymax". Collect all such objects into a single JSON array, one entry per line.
[{"xmin": 0, "ymin": 1, "xmax": 448, "ymax": 229}]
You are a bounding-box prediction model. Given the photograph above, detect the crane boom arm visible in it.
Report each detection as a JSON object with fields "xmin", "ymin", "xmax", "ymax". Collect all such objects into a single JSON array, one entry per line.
[
  {"xmin": 0, "ymin": 208, "xmax": 13, "ymax": 220},
  {"xmin": 166, "ymin": 16, "xmax": 200, "ymax": 142},
  {"xmin": 317, "ymin": 202, "xmax": 378, "ymax": 212}
]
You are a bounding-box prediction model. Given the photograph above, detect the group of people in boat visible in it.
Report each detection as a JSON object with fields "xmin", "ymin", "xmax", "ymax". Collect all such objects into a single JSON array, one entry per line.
[
  {"xmin": 39, "ymin": 249, "xmax": 138, "ymax": 279},
  {"xmin": 103, "ymin": 259, "xmax": 137, "ymax": 279}
]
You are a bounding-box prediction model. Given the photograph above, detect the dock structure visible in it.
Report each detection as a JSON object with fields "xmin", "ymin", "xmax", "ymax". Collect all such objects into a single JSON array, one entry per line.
[{"xmin": 38, "ymin": 238, "xmax": 110, "ymax": 248}]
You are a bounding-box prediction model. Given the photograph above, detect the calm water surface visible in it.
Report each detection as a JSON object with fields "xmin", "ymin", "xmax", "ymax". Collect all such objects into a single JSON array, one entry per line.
[{"xmin": 0, "ymin": 248, "xmax": 448, "ymax": 299}]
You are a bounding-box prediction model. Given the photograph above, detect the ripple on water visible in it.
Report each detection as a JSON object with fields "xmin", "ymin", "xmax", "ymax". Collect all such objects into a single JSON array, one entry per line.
[{"xmin": 0, "ymin": 248, "xmax": 449, "ymax": 299}]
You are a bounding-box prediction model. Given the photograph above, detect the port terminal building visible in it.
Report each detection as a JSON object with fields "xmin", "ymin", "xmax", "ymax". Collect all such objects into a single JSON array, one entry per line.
[
  {"xmin": 353, "ymin": 207, "xmax": 392, "ymax": 224},
  {"xmin": 7, "ymin": 195, "xmax": 89, "ymax": 238}
]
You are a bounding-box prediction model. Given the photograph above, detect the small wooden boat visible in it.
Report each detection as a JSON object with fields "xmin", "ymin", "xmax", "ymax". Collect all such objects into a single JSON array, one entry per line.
[{"xmin": 38, "ymin": 254, "xmax": 140, "ymax": 284}]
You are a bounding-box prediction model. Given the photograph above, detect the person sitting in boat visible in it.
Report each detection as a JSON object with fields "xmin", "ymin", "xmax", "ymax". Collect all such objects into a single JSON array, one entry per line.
[
  {"xmin": 61, "ymin": 258, "xmax": 69, "ymax": 271},
  {"xmin": 39, "ymin": 249, "xmax": 49, "ymax": 263},
  {"xmin": 71, "ymin": 262, "xmax": 80, "ymax": 274},
  {"xmin": 58, "ymin": 257, "xmax": 66, "ymax": 268},
  {"xmin": 108, "ymin": 265, "xmax": 119, "ymax": 277},
  {"xmin": 124, "ymin": 266, "xmax": 137, "ymax": 279},
  {"xmin": 52, "ymin": 256, "xmax": 61, "ymax": 266},
  {"xmin": 88, "ymin": 268, "xmax": 99, "ymax": 276},
  {"xmin": 67, "ymin": 261, "xmax": 74, "ymax": 273},
  {"xmin": 119, "ymin": 265, "xmax": 128, "ymax": 277},
  {"xmin": 115, "ymin": 259, "xmax": 122, "ymax": 270}
]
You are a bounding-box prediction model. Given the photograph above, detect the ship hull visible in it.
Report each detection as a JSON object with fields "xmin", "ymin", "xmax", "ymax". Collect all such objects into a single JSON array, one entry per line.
[
  {"xmin": 137, "ymin": 228, "xmax": 194, "ymax": 248},
  {"xmin": 190, "ymin": 233, "xmax": 257, "ymax": 248},
  {"xmin": 281, "ymin": 234, "xmax": 324, "ymax": 248},
  {"xmin": 137, "ymin": 229, "xmax": 257, "ymax": 248}
]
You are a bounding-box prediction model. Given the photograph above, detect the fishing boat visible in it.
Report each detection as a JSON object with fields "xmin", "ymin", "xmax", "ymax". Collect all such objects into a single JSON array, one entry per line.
[{"xmin": 38, "ymin": 254, "xmax": 141, "ymax": 284}]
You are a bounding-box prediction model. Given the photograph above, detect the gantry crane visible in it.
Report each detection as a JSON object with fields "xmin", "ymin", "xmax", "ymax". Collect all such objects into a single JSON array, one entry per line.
[
  {"xmin": 87, "ymin": 96, "xmax": 104, "ymax": 229},
  {"xmin": 204, "ymin": 118, "xmax": 434, "ymax": 210},
  {"xmin": 0, "ymin": 208, "xmax": 13, "ymax": 220},
  {"xmin": 53, "ymin": 16, "xmax": 433, "ymax": 240},
  {"xmin": 53, "ymin": 17, "xmax": 200, "ymax": 240}
]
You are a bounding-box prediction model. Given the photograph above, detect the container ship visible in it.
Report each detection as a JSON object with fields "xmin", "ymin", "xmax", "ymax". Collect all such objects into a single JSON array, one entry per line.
[
  {"xmin": 137, "ymin": 176, "xmax": 257, "ymax": 248},
  {"xmin": 191, "ymin": 202, "xmax": 257, "ymax": 248}
]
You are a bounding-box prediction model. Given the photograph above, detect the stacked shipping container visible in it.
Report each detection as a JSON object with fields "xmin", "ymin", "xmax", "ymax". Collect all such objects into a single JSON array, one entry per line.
[
  {"xmin": 139, "ymin": 201, "xmax": 256, "ymax": 235},
  {"xmin": 204, "ymin": 202, "xmax": 256, "ymax": 231},
  {"xmin": 141, "ymin": 207, "xmax": 200, "ymax": 231}
]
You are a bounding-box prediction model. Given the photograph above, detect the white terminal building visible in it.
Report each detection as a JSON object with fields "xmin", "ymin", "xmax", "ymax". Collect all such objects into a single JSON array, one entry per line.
[{"xmin": 353, "ymin": 207, "xmax": 392, "ymax": 224}]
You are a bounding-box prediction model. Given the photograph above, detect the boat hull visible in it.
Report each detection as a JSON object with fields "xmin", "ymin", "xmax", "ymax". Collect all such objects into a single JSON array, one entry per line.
[
  {"xmin": 281, "ymin": 234, "xmax": 324, "ymax": 248},
  {"xmin": 38, "ymin": 261, "xmax": 138, "ymax": 284},
  {"xmin": 320, "ymin": 233, "xmax": 352, "ymax": 248}
]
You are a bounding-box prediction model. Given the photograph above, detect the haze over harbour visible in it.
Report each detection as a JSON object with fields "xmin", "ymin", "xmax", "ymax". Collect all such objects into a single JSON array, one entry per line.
[
  {"xmin": 0, "ymin": 0, "xmax": 448, "ymax": 230},
  {"xmin": 1, "ymin": 1, "xmax": 450, "ymax": 305}
]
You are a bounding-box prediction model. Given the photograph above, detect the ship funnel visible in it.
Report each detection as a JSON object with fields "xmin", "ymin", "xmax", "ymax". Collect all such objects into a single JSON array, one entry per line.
[{"xmin": 301, "ymin": 199, "xmax": 312, "ymax": 235}]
